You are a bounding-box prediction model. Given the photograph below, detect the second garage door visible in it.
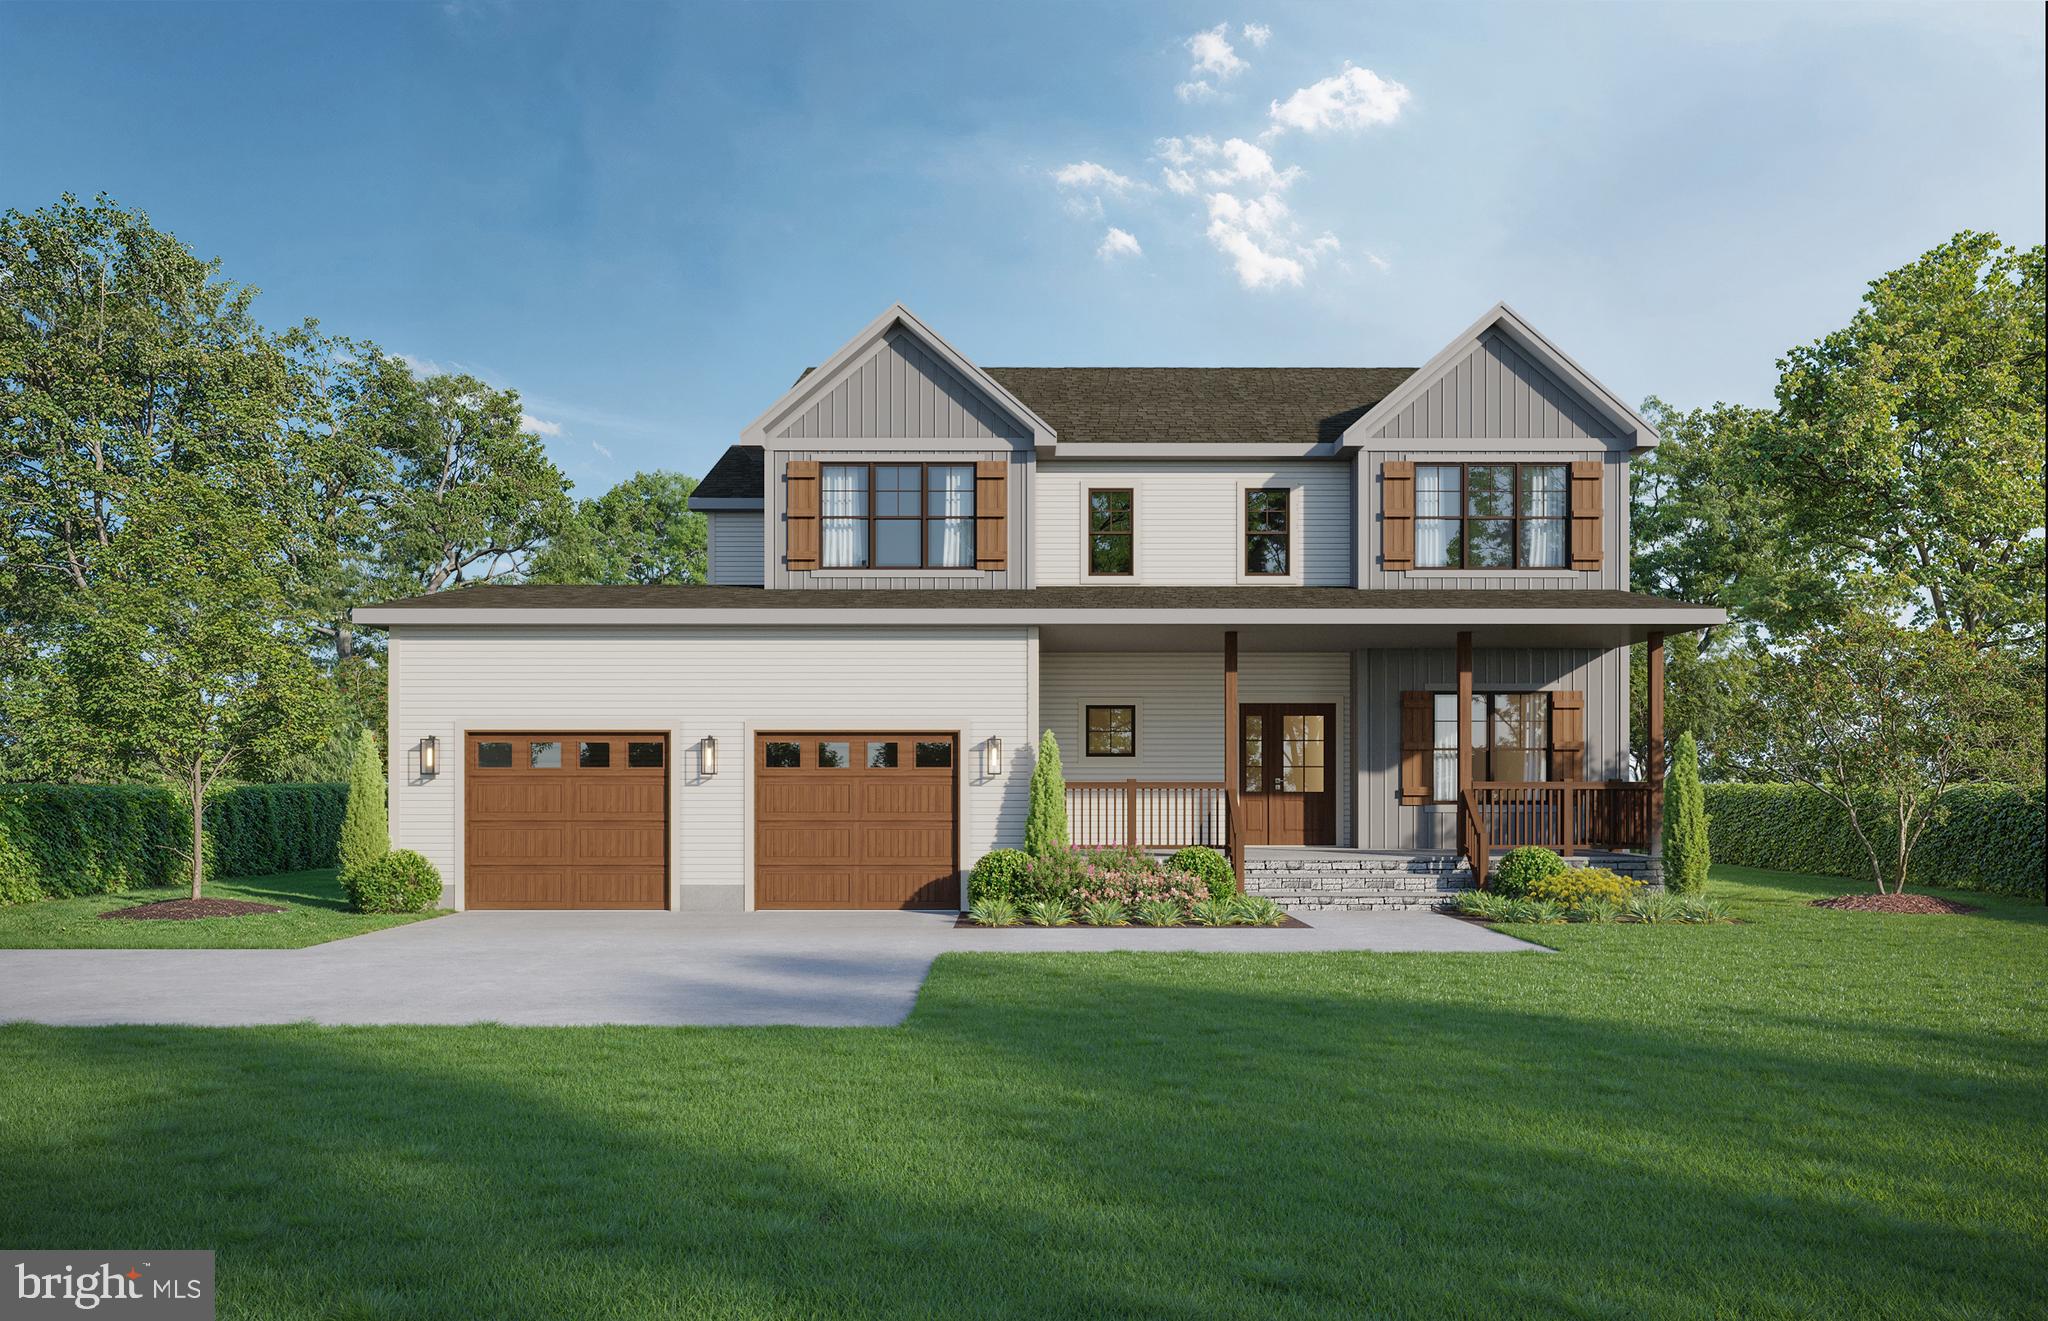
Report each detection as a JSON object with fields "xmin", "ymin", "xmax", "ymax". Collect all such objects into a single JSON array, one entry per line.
[
  {"xmin": 754, "ymin": 732, "xmax": 958, "ymax": 909},
  {"xmin": 465, "ymin": 732, "xmax": 668, "ymax": 909}
]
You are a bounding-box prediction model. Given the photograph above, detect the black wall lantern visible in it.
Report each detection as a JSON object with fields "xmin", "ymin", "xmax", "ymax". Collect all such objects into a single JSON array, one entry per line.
[{"xmin": 421, "ymin": 735, "xmax": 439, "ymax": 778}]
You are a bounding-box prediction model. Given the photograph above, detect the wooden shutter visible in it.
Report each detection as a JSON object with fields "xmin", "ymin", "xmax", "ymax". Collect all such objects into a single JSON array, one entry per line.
[
  {"xmin": 1399, "ymin": 690, "xmax": 1432, "ymax": 805},
  {"xmin": 975, "ymin": 461, "xmax": 1008, "ymax": 570},
  {"xmin": 1568, "ymin": 461, "xmax": 1603, "ymax": 571},
  {"xmin": 1550, "ymin": 690, "xmax": 1585, "ymax": 781},
  {"xmin": 1382, "ymin": 461, "xmax": 1416, "ymax": 571},
  {"xmin": 785, "ymin": 460, "xmax": 819, "ymax": 571}
]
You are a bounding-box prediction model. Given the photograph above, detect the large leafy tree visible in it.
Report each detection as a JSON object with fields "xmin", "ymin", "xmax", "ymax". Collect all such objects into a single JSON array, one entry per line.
[
  {"xmin": 527, "ymin": 470, "xmax": 707, "ymax": 585},
  {"xmin": 62, "ymin": 476, "xmax": 333, "ymax": 896},
  {"xmin": 1770, "ymin": 232, "xmax": 2045, "ymax": 650},
  {"xmin": 1736, "ymin": 613, "xmax": 2033, "ymax": 893}
]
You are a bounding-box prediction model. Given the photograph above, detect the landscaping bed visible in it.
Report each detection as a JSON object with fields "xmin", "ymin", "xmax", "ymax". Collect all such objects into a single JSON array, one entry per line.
[
  {"xmin": 99, "ymin": 897, "xmax": 286, "ymax": 921},
  {"xmin": 1810, "ymin": 892, "xmax": 1980, "ymax": 915},
  {"xmin": 964, "ymin": 844, "xmax": 1286, "ymax": 927},
  {"xmin": 956, "ymin": 909, "xmax": 1311, "ymax": 930},
  {"xmin": 0, "ymin": 869, "xmax": 443, "ymax": 948}
]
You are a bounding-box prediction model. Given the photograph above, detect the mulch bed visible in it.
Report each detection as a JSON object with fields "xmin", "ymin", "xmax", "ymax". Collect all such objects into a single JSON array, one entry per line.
[
  {"xmin": 99, "ymin": 898, "xmax": 288, "ymax": 921},
  {"xmin": 953, "ymin": 913, "xmax": 1312, "ymax": 930},
  {"xmin": 1809, "ymin": 893, "xmax": 1979, "ymax": 915}
]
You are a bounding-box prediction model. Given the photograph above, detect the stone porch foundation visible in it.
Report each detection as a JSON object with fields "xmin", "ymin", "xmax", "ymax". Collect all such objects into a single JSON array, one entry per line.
[{"xmin": 1243, "ymin": 849, "xmax": 1665, "ymax": 912}]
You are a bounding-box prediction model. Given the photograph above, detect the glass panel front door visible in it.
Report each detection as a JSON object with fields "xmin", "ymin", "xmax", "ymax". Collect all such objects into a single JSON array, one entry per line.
[{"xmin": 1239, "ymin": 704, "xmax": 1337, "ymax": 846}]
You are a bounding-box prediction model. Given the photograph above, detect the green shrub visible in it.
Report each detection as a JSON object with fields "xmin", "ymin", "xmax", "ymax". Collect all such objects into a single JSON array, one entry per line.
[
  {"xmin": 1527, "ymin": 866, "xmax": 1642, "ymax": 908},
  {"xmin": 0, "ymin": 785, "xmax": 187, "ymax": 897},
  {"xmin": 1663, "ymin": 731, "xmax": 1711, "ymax": 894},
  {"xmin": 1132, "ymin": 898, "xmax": 1183, "ymax": 926},
  {"xmin": 1564, "ymin": 899, "xmax": 1621, "ymax": 924},
  {"xmin": 206, "ymin": 783, "xmax": 349, "ymax": 877},
  {"xmin": 0, "ymin": 817, "xmax": 40, "ymax": 907},
  {"xmin": 1165, "ymin": 845, "xmax": 1236, "ymax": 900},
  {"xmin": 342, "ymin": 849, "xmax": 442, "ymax": 914},
  {"xmin": 1490, "ymin": 846, "xmax": 1566, "ymax": 898},
  {"xmin": 1674, "ymin": 895, "xmax": 1730, "ymax": 924},
  {"xmin": 968, "ymin": 897, "xmax": 1020, "ymax": 927},
  {"xmin": 1024, "ymin": 730, "xmax": 1069, "ymax": 858},
  {"xmin": 1078, "ymin": 899, "xmax": 1127, "ymax": 927},
  {"xmin": 336, "ymin": 730, "xmax": 388, "ymax": 877},
  {"xmin": 970, "ymin": 848, "xmax": 1034, "ymax": 904},
  {"xmin": 1625, "ymin": 892, "xmax": 1680, "ymax": 924},
  {"xmin": 1231, "ymin": 895, "xmax": 1288, "ymax": 927},
  {"xmin": 1023, "ymin": 897, "xmax": 1073, "ymax": 927},
  {"xmin": 1187, "ymin": 897, "xmax": 1237, "ymax": 927},
  {"xmin": 1703, "ymin": 782, "xmax": 2044, "ymax": 898}
]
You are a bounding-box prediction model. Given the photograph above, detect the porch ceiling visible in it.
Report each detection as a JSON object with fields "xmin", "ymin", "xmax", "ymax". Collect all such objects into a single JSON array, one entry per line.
[{"xmin": 1037, "ymin": 619, "xmax": 1696, "ymax": 652}]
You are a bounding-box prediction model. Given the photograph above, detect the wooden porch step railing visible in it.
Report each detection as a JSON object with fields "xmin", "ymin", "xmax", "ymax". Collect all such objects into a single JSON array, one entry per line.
[{"xmin": 1467, "ymin": 781, "xmax": 1654, "ymax": 855}]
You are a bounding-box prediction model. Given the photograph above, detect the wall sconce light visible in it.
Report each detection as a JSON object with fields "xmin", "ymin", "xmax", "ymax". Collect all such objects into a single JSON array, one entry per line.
[
  {"xmin": 701, "ymin": 735, "xmax": 718, "ymax": 777},
  {"xmin": 984, "ymin": 736, "xmax": 1004, "ymax": 777},
  {"xmin": 421, "ymin": 735, "xmax": 439, "ymax": 778}
]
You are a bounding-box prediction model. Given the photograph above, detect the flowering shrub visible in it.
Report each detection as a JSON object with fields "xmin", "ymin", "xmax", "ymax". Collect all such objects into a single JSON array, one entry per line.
[{"xmin": 1526, "ymin": 866, "xmax": 1642, "ymax": 908}]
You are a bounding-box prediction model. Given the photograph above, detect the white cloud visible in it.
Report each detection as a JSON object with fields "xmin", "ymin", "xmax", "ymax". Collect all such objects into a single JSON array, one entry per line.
[
  {"xmin": 1266, "ymin": 63, "xmax": 1411, "ymax": 136},
  {"xmin": 1063, "ymin": 194, "xmax": 1106, "ymax": 221},
  {"xmin": 1364, "ymin": 250, "xmax": 1391, "ymax": 272},
  {"xmin": 1174, "ymin": 79, "xmax": 1217, "ymax": 103},
  {"xmin": 1186, "ymin": 23, "xmax": 1247, "ymax": 79},
  {"xmin": 1242, "ymin": 23, "xmax": 1271, "ymax": 47},
  {"xmin": 1097, "ymin": 227, "xmax": 1143, "ymax": 261},
  {"xmin": 1161, "ymin": 166, "xmax": 1197, "ymax": 195},
  {"xmin": 522, "ymin": 413, "xmax": 562, "ymax": 437},
  {"xmin": 1053, "ymin": 160, "xmax": 1138, "ymax": 192},
  {"xmin": 1203, "ymin": 190, "xmax": 1339, "ymax": 291},
  {"xmin": 1156, "ymin": 136, "xmax": 1299, "ymax": 191},
  {"xmin": 589, "ymin": 439, "xmax": 613, "ymax": 460}
]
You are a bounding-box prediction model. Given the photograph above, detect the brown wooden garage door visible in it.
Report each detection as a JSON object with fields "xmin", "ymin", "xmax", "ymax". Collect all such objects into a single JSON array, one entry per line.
[
  {"xmin": 754, "ymin": 733, "xmax": 957, "ymax": 909},
  {"xmin": 465, "ymin": 733, "xmax": 667, "ymax": 909}
]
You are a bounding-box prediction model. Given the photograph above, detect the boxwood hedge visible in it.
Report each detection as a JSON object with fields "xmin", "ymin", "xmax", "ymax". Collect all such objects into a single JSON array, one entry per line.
[
  {"xmin": 1704, "ymin": 782, "xmax": 2044, "ymax": 898},
  {"xmin": 0, "ymin": 782, "xmax": 350, "ymax": 904}
]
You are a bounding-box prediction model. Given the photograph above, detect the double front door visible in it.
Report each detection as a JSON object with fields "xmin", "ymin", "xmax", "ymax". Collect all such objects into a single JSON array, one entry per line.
[{"xmin": 1239, "ymin": 704, "xmax": 1337, "ymax": 846}]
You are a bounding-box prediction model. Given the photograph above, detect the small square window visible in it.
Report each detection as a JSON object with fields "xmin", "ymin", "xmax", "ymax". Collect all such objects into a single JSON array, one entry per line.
[
  {"xmin": 476, "ymin": 741, "xmax": 512, "ymax": 768},
  {"xmin": 764, "ymin": 741, "xmax": 800, "ymax": 769},
  {"xmin": 914, "ymin": 740, "xmax": 953, "ymax": 768},
  {"xmin": 627, "ymin": 741, "xmax": 664, "ymax": 768},
  {"xmin": 1085, "ymin": 705, "xmax": 1136, "ymax": 757},
  {"xmin": 866, "ymin": 741, "xmax": 899, "ymax": 769},
  {"xmin": 817, "ymin": 741, "xmax": 851, "ymax": 769},
  {"xmin": 529, "ymin": 741, "xmax": 561, "ymax": 769},
  {"xmin": 579, "ymin": 741, "xmax": 611, "ymax": 768}
]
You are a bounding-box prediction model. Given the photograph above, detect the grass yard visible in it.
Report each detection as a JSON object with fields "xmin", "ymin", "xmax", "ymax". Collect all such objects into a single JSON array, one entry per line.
[
  {"xmin": 2, "ymin": 867, "xmax": 2043, "ymax": 1319},
  {"xmin": 0, "ymin": 868, "xmax": 443, "ymax": 948}
]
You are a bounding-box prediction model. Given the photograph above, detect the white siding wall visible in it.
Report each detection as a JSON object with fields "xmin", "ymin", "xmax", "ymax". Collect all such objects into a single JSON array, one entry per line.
[
  {"xmin": 1039, "ymin": 651, "xmax": 1352, "ymax": 845},
  {"xmin": 387, "ymin": 625, "xmax": 1034, "ymax": 909},
  {"xmin": 1035, "ymin": 459, "xmax": 1355, "ymax": 586},
  {"xmin": 704, "ymin": 511, "xmax": 765, "ymax": 586}
]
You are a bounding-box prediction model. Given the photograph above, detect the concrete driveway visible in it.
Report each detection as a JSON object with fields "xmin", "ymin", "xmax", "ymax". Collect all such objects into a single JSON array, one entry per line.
[{"xmin": 0, "ymin": 909, "xmax": 1538, "ymax": 1028}]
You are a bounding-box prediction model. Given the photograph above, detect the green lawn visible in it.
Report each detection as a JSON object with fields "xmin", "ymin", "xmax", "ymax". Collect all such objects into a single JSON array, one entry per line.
[
  {"xmin": 1, "ymin": 867, "xmax": 2042, "ymax": 1319},
  {"xmin": 0, "ymin": 868, "xmax": 443, "ymax": 947}
]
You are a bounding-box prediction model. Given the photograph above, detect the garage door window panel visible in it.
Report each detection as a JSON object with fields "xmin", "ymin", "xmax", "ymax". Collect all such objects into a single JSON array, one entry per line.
[
  {"xmin": 477, "ymin": 741, "xmax": 513, "ymax": 768},
  {"xmin": 764, "ymin": 741, "xmax": 801, "ymax": 768},
  {"xmin": 867, "ymin": 741, "xmax": 899, "ymax": 769},
  {"xmin": 529, "ymin": 741, "xmax": 561, "ymax": 769},
  {"xmin": 579, "ymin": 741, "xmax": 611, "ymax": 768}
]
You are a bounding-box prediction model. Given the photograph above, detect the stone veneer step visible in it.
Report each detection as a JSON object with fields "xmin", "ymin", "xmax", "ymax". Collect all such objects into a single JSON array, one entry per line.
[{"xmin": 1242, "ymin": 852, "xmax": 1663, "ymax": 911}]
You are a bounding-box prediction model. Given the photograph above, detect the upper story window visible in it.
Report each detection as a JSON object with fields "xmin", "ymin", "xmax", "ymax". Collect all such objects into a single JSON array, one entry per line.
[
  {"xmin": 1416, "ymin": 463, "xmax": 1567, "ymax": 569},
  {"xmin": 1244, "ymin": 488, "xmax": 1291, "ymax": 576},
  {"xmin": 821, "ymin": 463, "xmax": 975, "ymax": 569},
  {"xmin": 1087, "ymin": 489, "xmax": 1134, "ymax": 576}
]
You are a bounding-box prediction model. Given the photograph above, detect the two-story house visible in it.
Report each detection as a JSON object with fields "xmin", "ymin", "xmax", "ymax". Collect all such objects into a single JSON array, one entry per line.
[{"xmin": 353, "ymin": 303, "xmax": 1723, "ymax": 912}]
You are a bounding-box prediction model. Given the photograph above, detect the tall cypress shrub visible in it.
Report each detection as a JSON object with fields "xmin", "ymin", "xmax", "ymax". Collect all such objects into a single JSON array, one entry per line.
[
  {"xmin": 1024, "ymin": 730, "xmax": 1069, "ymax": 859},
  {"xmin": 336, "ymin": 730, "xmax": 389, "ymax": 877},
  {"xmin": 1662, "ymin": 729, "xmax": 1711, "ymax": 893}
]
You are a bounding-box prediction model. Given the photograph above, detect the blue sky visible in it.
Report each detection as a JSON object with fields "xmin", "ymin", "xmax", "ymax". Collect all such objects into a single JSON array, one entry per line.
[{"xmin": 4, "ymin": 1, "xmax": 2042, "ymax": 492}]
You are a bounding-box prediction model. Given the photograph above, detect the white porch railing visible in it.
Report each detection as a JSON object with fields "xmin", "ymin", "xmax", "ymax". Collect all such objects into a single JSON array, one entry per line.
[{"xmin": 1064, "ymin": 780, "xmax": 1229, "ymax": 850}]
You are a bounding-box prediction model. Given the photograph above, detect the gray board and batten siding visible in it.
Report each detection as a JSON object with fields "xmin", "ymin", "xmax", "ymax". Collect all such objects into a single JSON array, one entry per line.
[{"xmin": 1355, "ymin": 645, "xmax": 1630, "ymax": 852}]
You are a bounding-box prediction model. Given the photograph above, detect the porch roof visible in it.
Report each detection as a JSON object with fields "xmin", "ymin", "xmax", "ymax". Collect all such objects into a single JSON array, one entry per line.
[{"xmin": 353, "ymin": 584, "xmax": 1720, "ymax": 647}]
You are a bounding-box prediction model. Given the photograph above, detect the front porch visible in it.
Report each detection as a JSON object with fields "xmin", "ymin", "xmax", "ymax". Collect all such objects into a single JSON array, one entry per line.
[{"xmin": 1049, "ymin": 626, "xmax": 1675, "ymax": 897}]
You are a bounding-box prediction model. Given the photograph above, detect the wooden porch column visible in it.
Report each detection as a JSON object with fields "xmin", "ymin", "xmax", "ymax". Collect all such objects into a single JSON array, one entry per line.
[
  {"xmin": 1456, "ymin": 630, "xmax": 1474, "ymax": 855},
  {"xmin": 1223, "ymin": 630, "xmax": 1244, "ymax": 888},
  {"xmin": 1647, "ymin": 630, "xmax": 1666, "ymax": 854}
]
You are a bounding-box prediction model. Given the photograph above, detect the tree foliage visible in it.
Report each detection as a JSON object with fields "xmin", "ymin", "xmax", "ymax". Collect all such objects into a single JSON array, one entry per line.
[
  {"xmin": 1736, "ymin": 613, "xmax": 2030, "ymax": 893},
  {"xmin": 1025, "ymin": 731, "xmax": 1069, "ymax": 859},
  {"xmin": 336, "ymin": 729, "xmax": 389, "ymax": 878},
  {"xmin": 527, "ymin": 470, "xmax": 706, "ymax": 584},
  {"xmin": 1661, "ymin": 731, "xmax": 1710, "ymax": 894}
]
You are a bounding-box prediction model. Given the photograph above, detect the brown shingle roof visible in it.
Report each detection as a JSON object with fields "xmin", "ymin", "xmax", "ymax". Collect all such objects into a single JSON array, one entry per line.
[
  {"xmin": 359, "ymin": 584, "xmax": 1711, "ymax": 614},
  {"xmin": 986, "ymin": 366, "xmax": 1415, "ymax": 445}
]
